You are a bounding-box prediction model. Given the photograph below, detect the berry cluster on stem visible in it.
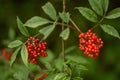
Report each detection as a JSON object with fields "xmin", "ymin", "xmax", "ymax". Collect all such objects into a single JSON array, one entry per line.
[
  {"xmin": 79, "ymin": 29, "xmax": 103, "ymax": 58},
  {"xmin": 26, "ymin": 37, "xmax": 47, "ymax": 64}
]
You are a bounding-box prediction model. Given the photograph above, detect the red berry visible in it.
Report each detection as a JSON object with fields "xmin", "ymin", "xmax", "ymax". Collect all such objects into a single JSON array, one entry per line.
[
  {"xmin": 79, "ymin": 29, "xmax": 103, "ymax": 58},
  {"xmin": 25, "ymin": 37, "xmax": 48, "ymax": 64}
]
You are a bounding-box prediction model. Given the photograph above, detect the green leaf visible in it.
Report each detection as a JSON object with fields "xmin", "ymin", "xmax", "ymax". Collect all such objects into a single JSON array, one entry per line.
[
  {"xmin": 60, "ymin": 28, "xmax": 70, "ymax": 40},
  {"xmin": 100, "ymin": 0, "xmax": 109, "ymax": 12},
  {"xmin": 73, "ymin": 77, "xmax": 83, "ymax": 80},
  {"xmin": 66, "ymin": 55, "xmax": 88, "ymax": 64},
  {"xmin": 21, "ymin": 44, "xmax": 28, "ymax": 67},
  {"xmin": 88, "ymin": 0, "xmax": 103, "ymax": 15},
  {"xmin": 65, "ymin": 64, "xmax": 72, "ymax": 76},
  {"xmin": 44, "ymin": 62, "xmax": 52, "ymax": 70},
  {"xmin": 40, "ymin": 50, "xmax": 54, "ymax": 63},
  {"xmin": 28, "ymin": 63, "xmax": 41, "ymax": 72},
  {"xmin": 8, "ymin": 40, "xmax": 23, "ymax": 48},
  {"xmin": 65, "ymin": 46, "xmax": 76, "ymax": 54},
  {"xmin": 77, "ymin": 64, "xmax": 88, "ymax": 71},
  {"xmin": 105, "ymin": 8, "xmax": 120, "ymax": 19},
  {"xmin": 76, "ymin": 7, "xmax": 98, "ymax": 22},
  {"xmin": 100, "ymin": 24, "xmax": 120, "ymax": 39},
  {"xmin": 42, "ymin": 2, "xmax": 57, "ymax": 20},
  {"xmin": 59, "ymin": 12, "xmax": 70, "ymax": 23},
  {"xmin": 25, "ymin": 16, "xmax": 50, "ymax": 28},
  {"xmin": 54, "ymin": 73, "xmax": 67, "ymax": 80},
  {"xmin": 17, "ymin": 17, "xmax": 29, "ymax": 37},
  {"xmin": 39, "ymin": 24, "xmax": 56, "ymax": 40},
  {"xmin": 10, "ymin": 47, "xmax": 21, "ymax": 66},
  {"xmin": 55, "ymin": 58, "xmax": 63, "ymax": 71}
]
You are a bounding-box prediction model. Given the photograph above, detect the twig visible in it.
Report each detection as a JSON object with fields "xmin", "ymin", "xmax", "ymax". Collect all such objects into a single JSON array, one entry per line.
[
  {"xmin": 70, "ymin": 18, "xmax": 82, "ymax": 33},
  {"xmin": 62, "ymin": 0, "xmax": 66, "ymax": 72},
  {"xmin": 91, "ymin": 13, "xmax": 106, "ymax": 30}
]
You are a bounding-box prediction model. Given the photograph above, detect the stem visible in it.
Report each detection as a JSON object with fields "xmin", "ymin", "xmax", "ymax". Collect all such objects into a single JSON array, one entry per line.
[
  {"xmin": 62, "ymin": 0, "xmax": 66, "ymax": 72},
  {"xmin": 91, "ymin": 13, "xmax": 106, "ymax": 30},
  {"xmin": 70, "ymin": 18, "xmax": 82, "ymax": 33},
  {"xmin": 49, "ymin": 21, "xmax": 75, "ymax": 30}
]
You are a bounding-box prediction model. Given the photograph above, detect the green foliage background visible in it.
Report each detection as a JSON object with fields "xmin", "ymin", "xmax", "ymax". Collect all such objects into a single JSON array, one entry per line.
[{"xmin": 0, "ymin": 0, "xmax": 120, "ymax": 80}]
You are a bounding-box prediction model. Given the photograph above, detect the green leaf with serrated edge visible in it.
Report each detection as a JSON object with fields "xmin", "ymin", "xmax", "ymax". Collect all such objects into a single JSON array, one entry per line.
[
  {"xmin": 76, "ymin": 7, "xmax": 98, "ymax": 23},
  {"xmin": 21, "ymin": 44, "xmax": 28, "ymax": 67},
  {"xmin": 105, "ymin": 8, "xmax": 120, "ymax": 19},
  {"xmin": 8, "ymin": 40, "xmax": 23, "ymax": 48},
  {"xmin": 100, "ymin": 24, "xmax": 120, "ymax": 39},
  {"xmin": 88, "ymin": 0, "xmax": 103, "ymax": 15},
  {"xmin": 59, "ymin": 12, "xmax": 70, "ymax": 23},
  {"xmin": 54, "ymin": 73, "xmax": 67, "ymax": 80},
  {"xmin": 39, "ymin": 24, "xmax": 55, "ymax": 40},
  {"xmin": 100, "ymin": 0, "xmax": 109, "ymax": 12},
  {"xmin": 60, "ymin": 28, "xmax": 70, "ymax": 40},
  {"xmin": 42, "ymin": 2, "xmax": 57, "ymax": 20},
  {"xmin": 17, "ymin": 17, "xmax": 29, "ymax": 37},
  {"xmin": 10, "ymin": 47, "xmax": 21, "ymax": 66},
  {"xmin": 25, "ymin": 16, "xmax": 50, "ymax": 28}
]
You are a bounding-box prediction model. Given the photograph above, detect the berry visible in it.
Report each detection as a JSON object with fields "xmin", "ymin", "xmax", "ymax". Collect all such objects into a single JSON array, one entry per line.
[
  {"xmin": 79, "ymin": 29, "xmax": 103, "ymax": 58},
  {"xmin": 2, "ymin": 48, "xmax": 12, "ymax": 61},
  {"xmin": 36, "ymin": 73, "xmax": 48, "ymax": 80},
  {"xmin": 26, "ymin": 37, "xmax": 47, "ymax": 64}
]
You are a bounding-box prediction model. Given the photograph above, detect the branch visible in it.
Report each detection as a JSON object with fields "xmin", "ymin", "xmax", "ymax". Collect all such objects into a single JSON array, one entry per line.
[
  {"xmin": 70, "ymin": 18, "xmax": 82, "ymax": 33},
  {"xmin": 62, "ymin": 0, "xmax": 66, "ymax": 72},
  {"xmin": 91, "ymin": 13, "xmax": 106, "ymax": 30}
]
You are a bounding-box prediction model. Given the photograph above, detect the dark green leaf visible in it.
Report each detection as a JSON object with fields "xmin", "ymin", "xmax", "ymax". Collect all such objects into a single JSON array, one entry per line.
[
  {"xmin": 10, "ymin": 47, "xmax": 21, "ymax": 66},
  {"xmin": 42, "ymin": 2, "xmax": 57, "ymax": 20},
  {"xmin": 8, "ymin": 40, "xmax": 23, "ymax": 48},
  {"xmin": 17, "ymin": 17, "xmax": 29, "ymax": 37},
  {"xmin": 105, "ymin": 8, "xmax": 120, "ymax": 19},
  {"xmin": 100, "ymin": 24, "xmax": 120, "ymax": 39},
  {"xmin": 60, "ymin": 28, "xmax": 70, "ymax": 40},
  {"xmin": 88, "ymin": 0, "xmax": 103, "ymax": 15},
  {"xmin": 21, "ymin": 44, "xmax": 28, "ymax": 67},
  {"xmin": 59, "ymin": 12, "xmax": 70, "ymax": 23},
  {"xmin": 25, "ymin": 16, "xmax": 50, "ymax": 28},
  {"xmin": 77, "ymin": 7, "xmax": 98, "ymax": 22},
  {"xmin": 39, "ymin": 24, "xmax": 56, "ymax": 39},
  {"xmin": 100, "ymin": 0, "xmax": 109, "ymax": 12}
]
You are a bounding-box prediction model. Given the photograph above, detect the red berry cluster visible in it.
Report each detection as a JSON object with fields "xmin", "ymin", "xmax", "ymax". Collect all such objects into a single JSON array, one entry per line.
[
  {"xmin": 79, "ymin": 29, "xmax": 103, "ymax": 58},
  {"xmin": 36, "ymin": 73, "xmax": 48, "ymax": 80},
  {"xmin": 2, "ymin": 48, "xmax": 12, "ymax": 61},
  {"xmin": 26, "ymin": 37, "xmax": 47, "ymax": 64}
]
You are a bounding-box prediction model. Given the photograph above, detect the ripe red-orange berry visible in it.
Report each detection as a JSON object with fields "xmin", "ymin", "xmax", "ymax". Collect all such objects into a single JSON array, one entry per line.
[
  {"xmin": 36, "ymin": 73, "xmax": 48, "ymax": 80},
  {"xmin": 79, "ymin": 29, "xmax": 103, "ymax": 58},
  {"xmin": 2, "ymin": 48, "xmax": 12, "ymax": 61},
  {"xmin": 26, "ymin": 37, "xmax": 48, "ymax": 64}
]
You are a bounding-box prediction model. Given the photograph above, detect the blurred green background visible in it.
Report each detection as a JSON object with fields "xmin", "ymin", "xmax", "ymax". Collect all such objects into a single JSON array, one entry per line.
[{"xmin": 0, "ymin": 0, "xmax": 120, "ymax": 80}]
